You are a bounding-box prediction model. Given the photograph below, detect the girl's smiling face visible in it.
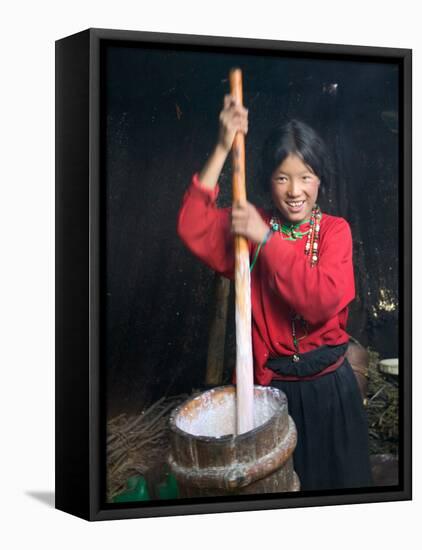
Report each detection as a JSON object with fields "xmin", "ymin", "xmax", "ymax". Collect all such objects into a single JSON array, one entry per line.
[{"xmin": 270, "ymin": 153, "xmax": 320, "ymax": 224}]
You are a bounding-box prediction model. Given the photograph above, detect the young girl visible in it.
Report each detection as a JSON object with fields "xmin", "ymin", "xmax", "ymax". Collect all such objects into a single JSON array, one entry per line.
[{"xmin": 177, "ymin": 95, "xmax": 373, "ymax": 491}]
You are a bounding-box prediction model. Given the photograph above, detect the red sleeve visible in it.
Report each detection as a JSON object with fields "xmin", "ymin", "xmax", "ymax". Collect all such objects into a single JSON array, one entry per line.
[
  {"xmin": 177, "ymin": 172, "xmax": 235, "ymax": 279},
  {"xmin": 258, "ymin": 217, "xmax": 355, "ymax": 326}
]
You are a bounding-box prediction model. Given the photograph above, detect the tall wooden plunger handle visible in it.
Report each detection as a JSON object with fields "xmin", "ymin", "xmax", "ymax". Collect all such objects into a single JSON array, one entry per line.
[{"xmin": 229, "ymin": 68, "xmax": 254, "ymax": 435}]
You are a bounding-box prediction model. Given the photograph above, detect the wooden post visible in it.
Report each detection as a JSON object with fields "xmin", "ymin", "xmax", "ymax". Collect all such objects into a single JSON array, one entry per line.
[
  {"xmin": 205, "ymin": 274, "xmax": 231, "ymax": 386},
  {"xmin": 229, "ymin": 68, "xmax": 254, "ymax": 434}
]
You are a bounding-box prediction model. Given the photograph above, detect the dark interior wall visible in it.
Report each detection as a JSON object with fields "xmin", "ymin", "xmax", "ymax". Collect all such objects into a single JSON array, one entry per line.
[{"xmin": 103, "ymin": 43, "xmax": 399, "ymax": 415}]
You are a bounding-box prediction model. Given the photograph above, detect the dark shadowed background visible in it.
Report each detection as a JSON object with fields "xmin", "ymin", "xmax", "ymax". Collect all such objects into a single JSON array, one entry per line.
[{"xmin": 102, "ymin": 42, "xmax": 399, "ymax": 416}]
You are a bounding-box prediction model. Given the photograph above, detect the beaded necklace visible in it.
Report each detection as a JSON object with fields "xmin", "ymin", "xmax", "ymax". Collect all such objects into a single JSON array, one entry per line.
[
  {"xmin": 269, "ymin": 204, "xmax": 322, "ymax": 266},
  {"xmin": 290, "ymin": 313, "xmax": 308, "ymax": 362},
  {"xmin": 269, "ymin": 217, "xmax": 310, "ymax": 240}
]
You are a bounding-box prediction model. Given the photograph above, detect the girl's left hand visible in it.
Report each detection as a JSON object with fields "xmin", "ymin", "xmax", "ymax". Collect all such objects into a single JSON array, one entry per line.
[{"xmin": 231, "ymin": 201, "xmax": 270, "ymax": 244}]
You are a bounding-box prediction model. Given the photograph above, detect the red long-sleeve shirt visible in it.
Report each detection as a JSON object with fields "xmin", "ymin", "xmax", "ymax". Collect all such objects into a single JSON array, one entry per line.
[{"xmin": 177, "ymin": 172, "xmax": 355, "ymax": 385}]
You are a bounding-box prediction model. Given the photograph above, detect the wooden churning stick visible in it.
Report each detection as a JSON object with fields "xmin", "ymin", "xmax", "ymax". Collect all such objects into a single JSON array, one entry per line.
[{"xmin": 229, "ymin": 68, "xmax": 254, "ymax": 434}]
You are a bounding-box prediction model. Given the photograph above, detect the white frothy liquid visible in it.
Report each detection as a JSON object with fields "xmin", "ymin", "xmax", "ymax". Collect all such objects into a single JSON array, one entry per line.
[{"xmin": 175, "ymin": 388, "xmax": 281, "ymax": 438}]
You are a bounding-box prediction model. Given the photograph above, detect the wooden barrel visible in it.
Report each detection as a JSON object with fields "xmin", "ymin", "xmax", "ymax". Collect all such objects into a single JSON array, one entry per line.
[
  {"xmin": 345, "ymin": 341, "xmax": 369, "ymax": 403},
  {"xmin": 168, "ymin": 385, "xmax": 299, "ymax": 497}
]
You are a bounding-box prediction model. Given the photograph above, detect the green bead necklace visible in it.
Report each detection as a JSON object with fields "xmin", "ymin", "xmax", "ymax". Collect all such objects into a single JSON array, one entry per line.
[
  {"xmin": 270, "ymin": 217, "xmax": 311, "ymax": 241},
  {"xmin": 270, "ymin": 204, "xmax": 322, "ymax": 267}
]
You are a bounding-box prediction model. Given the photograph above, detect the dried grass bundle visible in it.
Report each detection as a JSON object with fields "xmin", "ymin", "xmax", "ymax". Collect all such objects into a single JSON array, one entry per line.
[
  {"xmin": 106, "ymin": 394, "xmax": 187, "ymax": 501},
  {"xmin": 366, "ymin": 349, "xmax": 399, "ymax": 455}
]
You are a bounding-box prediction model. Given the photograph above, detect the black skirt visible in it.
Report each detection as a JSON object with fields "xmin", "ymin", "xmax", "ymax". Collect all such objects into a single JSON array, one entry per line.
[{"xmin": 268, "ymin": 347, "xmax": 373, "ymax": 492}]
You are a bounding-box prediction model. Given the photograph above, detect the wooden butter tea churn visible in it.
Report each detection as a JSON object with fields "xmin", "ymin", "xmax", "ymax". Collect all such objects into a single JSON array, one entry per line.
[
  {"xmin": 168, "ymin": 385, "xmax": 299, "ymax": 497},
  {"xmin": 168, "ymin": 68, "xmax": 300, "ymax": 496}
]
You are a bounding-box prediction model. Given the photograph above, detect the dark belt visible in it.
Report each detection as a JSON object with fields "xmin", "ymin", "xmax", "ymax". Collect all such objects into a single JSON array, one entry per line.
[{"xmin": 266, "ymin": 343, "xmax": 349, "ymax": 380}]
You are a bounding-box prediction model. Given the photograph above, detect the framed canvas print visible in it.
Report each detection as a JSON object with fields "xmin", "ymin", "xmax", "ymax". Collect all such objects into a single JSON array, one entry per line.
[{"xmin": 55, "ymin": 27, "xmax": 412, "ymax": 521}]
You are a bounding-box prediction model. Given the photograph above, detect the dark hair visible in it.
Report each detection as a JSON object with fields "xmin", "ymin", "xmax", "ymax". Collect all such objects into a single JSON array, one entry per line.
[{"xmin": 260, "ymin": 119, "xmax": 332, "ymax": 192}]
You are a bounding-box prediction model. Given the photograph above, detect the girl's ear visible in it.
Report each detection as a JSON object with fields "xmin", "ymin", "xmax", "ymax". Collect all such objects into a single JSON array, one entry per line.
[{"xmin": 317, "ymin": 181, "xmax": 324, "ymax": 198}]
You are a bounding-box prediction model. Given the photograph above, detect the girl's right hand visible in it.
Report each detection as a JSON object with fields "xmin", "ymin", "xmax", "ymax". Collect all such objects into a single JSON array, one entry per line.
[{"xmin": 217, "ymin": 94, "xmax": 248, "ymax": 153}]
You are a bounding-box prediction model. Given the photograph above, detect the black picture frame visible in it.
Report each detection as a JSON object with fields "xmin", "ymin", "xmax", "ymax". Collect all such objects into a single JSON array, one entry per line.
[{"xmin": 55, "ymin": 27, "xmax": 412, "ymax": 521}]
